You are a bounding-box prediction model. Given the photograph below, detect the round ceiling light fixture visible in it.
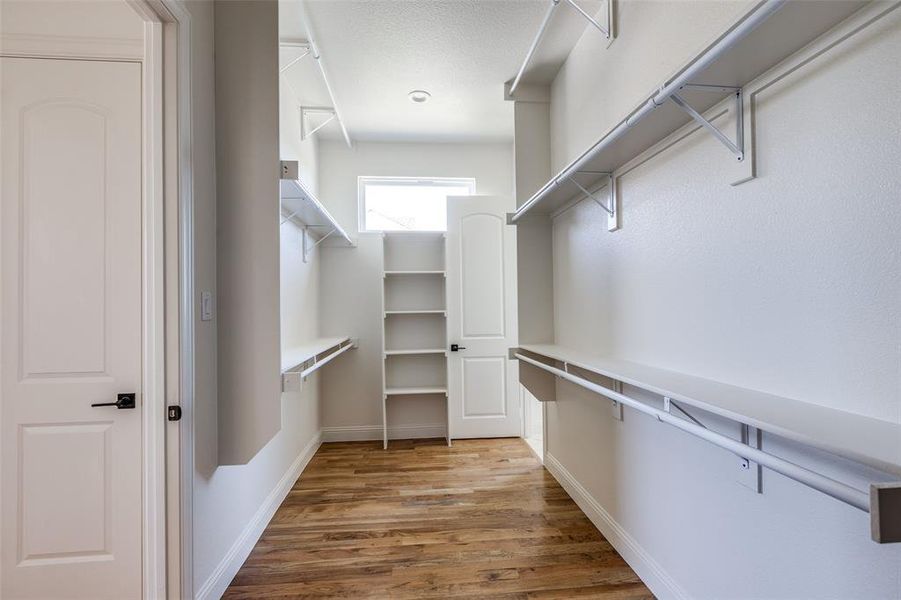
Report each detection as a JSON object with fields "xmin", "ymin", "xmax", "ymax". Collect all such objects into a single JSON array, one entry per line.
[{"xmin": 408, "ymin": 89, "xmax": 431, "ymax": 104}]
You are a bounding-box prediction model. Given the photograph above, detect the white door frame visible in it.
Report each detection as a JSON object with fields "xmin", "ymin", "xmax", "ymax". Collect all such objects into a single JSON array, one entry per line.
[
  {"xmin": 123, "ymin": 2, "xmax": 194, "ymax": 597},
  {"xmin": 126, "ymin": 2, "xmax": 195, "ymax": 598}
]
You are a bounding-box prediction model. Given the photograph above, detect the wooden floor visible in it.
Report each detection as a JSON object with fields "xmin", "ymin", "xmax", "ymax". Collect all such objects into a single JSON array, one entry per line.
[{"xmin": 225, "ymin": 438, "xmax": 653, "ymax": 599}]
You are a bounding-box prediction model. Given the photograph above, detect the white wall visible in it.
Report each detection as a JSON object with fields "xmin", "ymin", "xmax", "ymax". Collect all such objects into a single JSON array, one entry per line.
[
  {"xmin": 543, "ymin": 2, "xmax": 901, "ymax": 599},
  {"xmin": 279, "ymin": 73, "xmax": 319, "ymax": 194},
  {"xmin": 317, "ymin": 141, "xmax": 514, "ymax": 439}
]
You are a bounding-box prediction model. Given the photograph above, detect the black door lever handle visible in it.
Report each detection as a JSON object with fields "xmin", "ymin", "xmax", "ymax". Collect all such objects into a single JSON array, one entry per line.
[
  {"xmin": 92, "ymin": 393, "xmax": 136, "ymax": 409},
  {"xmin": 450, "ymin": 344, "xmax": 466, "ymax": 352}
]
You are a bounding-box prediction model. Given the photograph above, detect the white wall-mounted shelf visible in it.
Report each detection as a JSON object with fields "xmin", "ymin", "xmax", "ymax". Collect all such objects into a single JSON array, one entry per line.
[
  {"xmin": 281, "ymin": 337, "xmax": 355, "ymax": 390},
  {"xmin": 380, "ymin": 231, "xmax": 446, "ymax": 236},
  {"xmin": 281, "ymin": 336, "xmax": 350, "ymax": 373},
  {"xmin": 384, "ymin": 349, "xmax": 446, "ymax": 356},
  {"xmin": 385, "ymin": 387, "xmax": 448, "ymax": 396},
  {"xmin": 280, "ymin": 176, "xmax": 354, "ymax": 247},
  {"xmin": 384, "ymin": 310, "xmax": 447, "ymax": 316},
  {"xmin": 515, "ymin": 343, "xmax": 901, "ymax": 543},
  {"xmin": 519, "ymin": 344, "xmax": 900, "ymax": 477},
  {"xmin": 384, "ymin": 270, "xmax": 446, "ymax": 276},
  {"xmin": 511, "ymin": 0, "xmax": 866, "ymax": 223}
]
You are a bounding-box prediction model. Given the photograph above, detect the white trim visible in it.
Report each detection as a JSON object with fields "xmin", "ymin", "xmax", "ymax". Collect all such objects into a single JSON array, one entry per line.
[
  {"xmin": 154, "ymin": 1, "xmax": 196, "ymax": 596},
  {"xmin": 0, "ymin": 33, "xmax": 144, "ymax": 61},
  {"xmin": 322, "ymin": 423, "xmax": 448, "ymax": 443},
  {"xmin": 544, "ymin": 452, "xmax": 689, "ymax": 600},
  {"xmin": 519, "ymin": 386, "xmax": 544, "ymax": 464},
  {"xmin": 194, "ymin": 432, "xmax": 323, "ymax": 600},
  {"xmin": 140, "ymin": 16, "xmax": 168, "ymax": 600},
  {"xmin": 523, "ymin": 434, "xmax": 543, "ymax": 465},
  {"xmin": 130, "ymin": 1, "xmax": 194, "ymax": 597}
]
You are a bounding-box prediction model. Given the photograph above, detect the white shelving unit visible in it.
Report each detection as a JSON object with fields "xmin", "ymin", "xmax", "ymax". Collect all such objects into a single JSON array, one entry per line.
[
  {"xmin": 380, "ymin": 232, "xmax": 450, "ymax": 449},
  {"xmin": 514, "ymin": 343, "xmax": 901, "ymax": 543},
  {"xmin": 510, "ymin": 0, "xmax": 867, "ymax": 226}
]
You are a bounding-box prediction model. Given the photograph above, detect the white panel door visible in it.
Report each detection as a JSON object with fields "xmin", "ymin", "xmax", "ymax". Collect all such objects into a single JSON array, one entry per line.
[
  {"xmin": 1, "ymin": 57, "xmax": 143, "ymax": 599},
  {"xmin": 447, "ymin": 196, "xmax": 518, "ymax": 438}
]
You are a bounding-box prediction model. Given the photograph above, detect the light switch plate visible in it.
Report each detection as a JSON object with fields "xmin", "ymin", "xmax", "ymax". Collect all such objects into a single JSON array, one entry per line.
[{"xmin": 201, "ymin": 291, "xmax": 213, "ymax": 322}]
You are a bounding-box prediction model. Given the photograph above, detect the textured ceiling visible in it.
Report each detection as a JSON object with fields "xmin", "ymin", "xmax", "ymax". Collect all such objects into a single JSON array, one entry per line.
[{"xmin": 280, "ymin": 0, "xmax": 601, "ymax": 143}]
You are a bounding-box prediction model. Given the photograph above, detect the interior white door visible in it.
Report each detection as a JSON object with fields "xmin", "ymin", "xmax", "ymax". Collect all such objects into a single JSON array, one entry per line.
[
  {"xmin": 1, "ymin": 57, "xmax": 144, "ymax": 599},
  {"xmin": 447, "ymin": 196, "xmax": 519, "ymax": 438}
]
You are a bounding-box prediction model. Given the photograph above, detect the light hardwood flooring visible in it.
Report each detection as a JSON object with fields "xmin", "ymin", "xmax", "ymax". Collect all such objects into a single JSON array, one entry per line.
[{"xmin": 225, "ymin": 438, "xmax": 653, "ymax": 599}]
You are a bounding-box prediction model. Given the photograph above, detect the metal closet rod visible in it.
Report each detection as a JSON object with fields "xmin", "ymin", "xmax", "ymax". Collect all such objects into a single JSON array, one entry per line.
[
  {"xmin": 296, "ymin": 0, "xmax": 352, "ymax": 148},
  {"xmin": 515, "ymin": 352, "xmax": 870, "ymax": 513},
  {"xmin": 298, "ymin": 341, "xmax": 355, "ymax": 380},
  {"xmin": 511, "ymin": 0, "xmax": 787, "ymax": 222},
  {"xmin": 509, "ymin": 0, "xmax": 560, "ymax": 96}
]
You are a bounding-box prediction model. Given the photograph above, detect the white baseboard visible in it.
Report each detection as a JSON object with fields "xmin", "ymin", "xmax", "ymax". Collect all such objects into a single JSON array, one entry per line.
[
  {"xmin": 195, "ymin": 431, "xmax": 322, "ymax": 600},
  {"xmin": 322, "ymin": 423, "xmax": 446, "ymax": 442},
  {"xmin": 523, "ymin": 435, "xmax": 544, "ymax": 464},
  {"xmin": 544, "ymin": 452, "xmax": 689, "ymax": 600}
]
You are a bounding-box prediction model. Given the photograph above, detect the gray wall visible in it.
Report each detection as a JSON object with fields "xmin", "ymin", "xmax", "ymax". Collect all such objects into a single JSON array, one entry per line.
[
  {"xmin": 542, "ymin": 2, "xmax": 901, "ymax": 598},
  {"xmin": 214, "ymin": 0, "xmax": 282, "ymax": 465}
]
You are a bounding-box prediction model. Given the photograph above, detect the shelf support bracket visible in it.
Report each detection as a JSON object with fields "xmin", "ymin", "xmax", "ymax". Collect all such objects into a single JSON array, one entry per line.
[
  {"xmin": 279, "ymin": 42, "xmax": 311, "ymax": 73},
  {"xmin": 564, "ymin": 0, "xmax": 611, "ymax": 38},
  {"xmin": 300, "ymin": 106, "xmax": 337, "ymax": 141},
  {"xmin": 302, "ymin": 226, "xmax": 336, "ymax": 263},
  {"xmin": 670, "ymin": 397, "xmax": 762, "ymax": 493},
  {"xmin": 669, "ymin": 399, "xmax": 708, "ymax": 429},
  {"xmin": 280, "ymin": 209, "xmax": 301, "ymax": 226},
  {"xmin": 669, "ymin": 87, "xmax": 744, "ymax": 161},
  {"xmin": 738, "ymin": 424, "xmax": 763, "ymax": 493},
  {"xmin": 565, "ymin": 172, "xmax": 618, "ymax": 231}
]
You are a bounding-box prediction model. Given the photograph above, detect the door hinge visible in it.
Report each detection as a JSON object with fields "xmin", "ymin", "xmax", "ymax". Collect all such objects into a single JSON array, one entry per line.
[{"xmin": 167, "ymin": 405, "xmax": 182, "ymax": 421}]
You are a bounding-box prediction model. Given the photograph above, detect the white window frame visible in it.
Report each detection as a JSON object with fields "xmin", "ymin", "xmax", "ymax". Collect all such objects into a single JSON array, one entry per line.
[{"xmin": 357, "ymin": 176, "xmax": 477, "ymax": 233}]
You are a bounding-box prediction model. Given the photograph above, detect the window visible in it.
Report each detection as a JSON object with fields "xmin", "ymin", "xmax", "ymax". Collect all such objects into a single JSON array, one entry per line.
[{"xmin": 359, "ymin": 177, "xmax": 476, "ymax": 232}]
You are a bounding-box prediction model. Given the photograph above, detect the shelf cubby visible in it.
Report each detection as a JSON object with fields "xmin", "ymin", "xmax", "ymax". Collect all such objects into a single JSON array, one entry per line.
[
  {"xmin": 383, "ymin": 232, "xmax": 445, "ymax": 272},
  {"xmin": 385, "ymin": 353, "xmax": 447, "ymax": 391},
  {"xmin": 384, "ymin": 274, "xmax": 445, "ymax": 313},
  {"xmin": 384, "ymin": 312, "xmax": 447, "ymax": 352}
]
